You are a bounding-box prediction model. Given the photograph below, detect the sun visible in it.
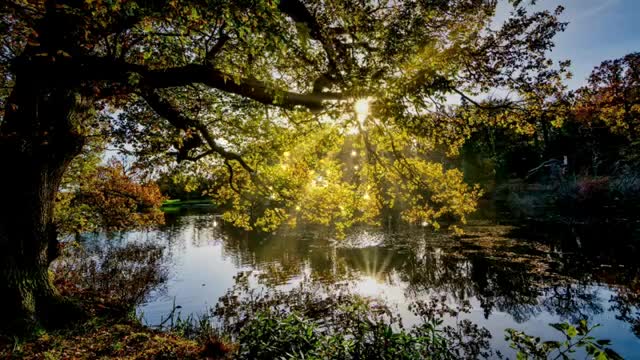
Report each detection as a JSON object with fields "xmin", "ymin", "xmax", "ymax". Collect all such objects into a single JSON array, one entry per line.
[{"xmin": 354, "ymin": 98, "xmax": 371, "ymax": 124}]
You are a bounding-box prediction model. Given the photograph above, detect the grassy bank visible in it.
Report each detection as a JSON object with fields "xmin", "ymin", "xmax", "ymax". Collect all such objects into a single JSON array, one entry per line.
[{"xmin": 160, "ymin": 199, "xmax": 217, "ymax": 213}]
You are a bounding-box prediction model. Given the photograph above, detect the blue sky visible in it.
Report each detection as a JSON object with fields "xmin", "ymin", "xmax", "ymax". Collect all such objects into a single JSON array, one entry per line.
[{"xmin": 496, "ymin": 0, "xmax": 640, "ymax": 89}]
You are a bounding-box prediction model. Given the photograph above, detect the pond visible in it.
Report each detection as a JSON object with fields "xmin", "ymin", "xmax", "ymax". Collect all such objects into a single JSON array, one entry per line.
[{"xmin": 107, "ymin": 210, "xmax": 640, "ymax": 358}]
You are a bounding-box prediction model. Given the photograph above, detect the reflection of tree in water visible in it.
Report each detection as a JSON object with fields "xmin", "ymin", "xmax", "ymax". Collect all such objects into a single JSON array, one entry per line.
[
  {"xmin": 247, "ymin": 229, "xmax": 604, "ymax": 324},
  {"xmin": 469, "ymin": 256, "xmax": 543, "ymax": 323},
  {"xmin": 214, "ymin": 226, "xmax": 362, "ymax": 286},
  {"xmin": 609, "ymin": 276, "xmax": 640, "ymax": 338},
  {"xmin": 160, "ymin": 212, "xmax": 220, "ymax": 247},
  {"xmin": 540, "ymin": 283, "xmax": 603, "ymax": 323},
  {"xmin": 508, "ymin": 221, "xmax": 640, "ymax": 335},
  {"xmin": 155, "ymin": 214, "xmax": 640, "ymax": 337},
  {"xmin": 393, "ymin": 244, "xmax": 544, "ymax": 323}
]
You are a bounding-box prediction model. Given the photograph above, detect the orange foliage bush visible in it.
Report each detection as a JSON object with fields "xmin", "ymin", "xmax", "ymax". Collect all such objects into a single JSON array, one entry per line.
[
  {"xmin": 82, "ymin": 159, "xmax": 166, "ymax": 231},
  {"xmin": 56, "ymin": 158, "xmax": 166, "ymax": 234}
]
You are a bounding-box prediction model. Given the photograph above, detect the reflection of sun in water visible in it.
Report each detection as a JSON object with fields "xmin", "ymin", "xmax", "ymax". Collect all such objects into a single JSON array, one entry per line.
[
  {"xmin": 354, "ymin": 98, "xmax": 371, "ymax": 124},
  {"xmin": 349, "ymin": 235, "xmax": 396, "ymax": 298},
  {"xmin": 356, "ymin": 277, "xmax": 386, "ymax": 297},
  {"xmin": 361, "ymin": 249, "xmax": 392, "ymax": 281},
  {"xmin": 335, "ymin": 232, "xmax": 403, "ymax": 300}
]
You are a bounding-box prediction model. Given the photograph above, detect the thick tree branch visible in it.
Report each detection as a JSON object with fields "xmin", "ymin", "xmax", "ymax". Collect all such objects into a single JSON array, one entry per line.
[
  {"xmin": 139, "ymin": 88, "xmax": 195, "ymax": 130},
  {"xmin": 278, "ymin": 0, "xmax": 341, "ymax": 80},
  {"xmin": 179, "ymin": 150, "xmax": 215, "ymax": 161},
  {"xmin": 278, "ymin": 0, "xmax": 322, "ymax": 39},
  {"xmin": 141, "ymin": 64, "xmax": 341, "ymax": 110},
  {"xmin": 140, "ymin": 89, "xmax": 254, "ymax": 174},
  {"xmin": 36, "ymin": 56, "xmax": 342, "ymax": 110}
]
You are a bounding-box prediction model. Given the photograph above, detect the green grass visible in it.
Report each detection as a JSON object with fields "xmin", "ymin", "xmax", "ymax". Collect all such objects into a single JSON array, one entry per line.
[{"xmin": 160, "ymin": 199, "xmax": 216, "ymax": 212}]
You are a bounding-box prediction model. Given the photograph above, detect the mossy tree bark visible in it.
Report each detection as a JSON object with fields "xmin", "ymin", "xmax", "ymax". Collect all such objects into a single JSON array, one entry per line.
[{"xmin": 0, "ymin": 64, "xmax": 86, "ymax": 330}]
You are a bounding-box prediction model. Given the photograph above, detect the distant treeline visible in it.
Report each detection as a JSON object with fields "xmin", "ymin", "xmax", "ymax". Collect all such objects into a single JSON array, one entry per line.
[
  {"xmin": 461, "ymin": 53, "xmax": 640, "ymax": 218},
  {"xmin": 462, "ymin": 53, "xmax": 639, "ymax": 187}
]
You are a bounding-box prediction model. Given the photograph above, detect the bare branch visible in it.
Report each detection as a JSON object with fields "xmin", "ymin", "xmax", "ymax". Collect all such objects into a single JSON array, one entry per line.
[
  {"xmin": 451, "ymin": 88, "xmax": 516, "ymax": 110},
  {"xmin": 205, "ymin": 33, "xmax": 229, "ymax": 63},
  {"xmin": 224, "ymin": 159, "xmax": 241, "ymax": 194},
  {"xmin": 140, "ymin": 89, "xmax": 254, "ymax": 174}
]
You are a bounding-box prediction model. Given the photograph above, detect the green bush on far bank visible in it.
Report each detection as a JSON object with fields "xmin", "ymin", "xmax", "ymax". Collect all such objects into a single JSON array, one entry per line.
[{"xmin": 161, "ymin": 198, "xmax": 217, "ymax": 213}]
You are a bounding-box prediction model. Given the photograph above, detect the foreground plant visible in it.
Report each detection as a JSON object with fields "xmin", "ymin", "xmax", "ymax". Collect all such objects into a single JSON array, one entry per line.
[
  {"xmin": 51, "ymin": 240, "xmax": 168, "ymax": 314},
  {"xmin": 208, "ymin": 276, "xmax": 493, "ymax": 359},
  {"xmin": 0, "ymin": 313, "xmax": 206, "ymax": 360},
  {"xmin": 505, "ymin": 320, "xmax": 623, "ymax": 360},
  {"xmin": 163, "ymin": 274, "xmax": 624, "ymax": 359},
  {"xmin": 3, "ymin": 260, "xmax": 625, "ymax": 359}
]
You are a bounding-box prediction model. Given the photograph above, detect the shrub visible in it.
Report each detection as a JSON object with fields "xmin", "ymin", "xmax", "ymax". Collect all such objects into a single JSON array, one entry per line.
[
  {"xmin": 576, "ymin": 177, "xmax": 610, "ymax": 201},
  {"xmin": 51, "ymin": 241, "xmax": 168, "ymax": 312},
  {"xmin": 505, "ymin": 320, "xmax": 622, "ymax": 359},
  {"xmin": 209, "ymin": 276, "xmax": 493, "ymax": 360}
]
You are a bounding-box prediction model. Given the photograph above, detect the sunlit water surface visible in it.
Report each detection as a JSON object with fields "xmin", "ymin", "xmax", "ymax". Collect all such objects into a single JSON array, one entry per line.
[{"xmin": 99, "ymin": 212, "xmax": 640, "ymax": 358}]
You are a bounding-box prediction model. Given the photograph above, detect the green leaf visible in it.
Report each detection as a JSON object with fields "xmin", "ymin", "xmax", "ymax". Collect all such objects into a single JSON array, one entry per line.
[
  {"xmin": 604, "ymin": 348, "xmax": 624, "ymax": 360},
  {"xmin": 550, "ymin": 322, "xmax": 570, "ymax": 333}
]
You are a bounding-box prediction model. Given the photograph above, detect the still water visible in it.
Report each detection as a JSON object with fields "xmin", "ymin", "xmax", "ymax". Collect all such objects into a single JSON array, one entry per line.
[{"xmin": 117, "ymin": 211, "xmax": 639, "ymax": 358}]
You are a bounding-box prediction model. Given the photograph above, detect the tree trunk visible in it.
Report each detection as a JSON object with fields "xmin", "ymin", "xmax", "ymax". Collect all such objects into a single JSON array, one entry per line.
[{"xmin": 0, "ymin": 73, "xmax": 86, "ymax": 330}]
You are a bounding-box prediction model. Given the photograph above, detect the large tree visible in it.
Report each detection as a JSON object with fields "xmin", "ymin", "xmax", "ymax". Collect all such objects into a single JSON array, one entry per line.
[
  {"xmin": 572, "ymin": 53, "xmax": 640, "ymax": 173},
  {"xmin": 0, "ymin": 0, "xmax": 566, "ymax": 327}
]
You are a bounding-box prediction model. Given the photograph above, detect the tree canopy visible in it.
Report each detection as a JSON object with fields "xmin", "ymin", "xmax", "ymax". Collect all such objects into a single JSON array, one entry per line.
[
  {"xmin": 1, "ymin": 0, "xmax": 568, "ymax": 230},
  {"xmin": 0, "ymin": 0, "xmax": 585, "ymax": 330}
]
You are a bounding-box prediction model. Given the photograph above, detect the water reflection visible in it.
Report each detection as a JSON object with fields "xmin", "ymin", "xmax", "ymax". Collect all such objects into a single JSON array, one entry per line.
[{"xmin": 133, "ymin": 212, "xmax": 640, "ymax": 358}]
